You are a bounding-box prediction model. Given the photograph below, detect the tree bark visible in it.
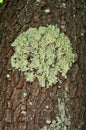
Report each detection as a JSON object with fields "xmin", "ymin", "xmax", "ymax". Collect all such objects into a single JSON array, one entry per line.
[{"xmin": 0, "ymin": 0, "xmax": 85, "ymax": 130}]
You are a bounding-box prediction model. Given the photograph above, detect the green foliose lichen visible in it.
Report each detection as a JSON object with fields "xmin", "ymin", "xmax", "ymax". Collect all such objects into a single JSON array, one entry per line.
[{"xmin": 11, "ymin": 25, "xmax": 74, "ymax": 88}]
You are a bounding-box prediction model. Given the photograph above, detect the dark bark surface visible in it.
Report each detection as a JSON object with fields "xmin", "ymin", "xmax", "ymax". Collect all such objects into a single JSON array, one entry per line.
[{"xmin": 0, "ymin": 0, "xmax": 86, "ymax": 130}]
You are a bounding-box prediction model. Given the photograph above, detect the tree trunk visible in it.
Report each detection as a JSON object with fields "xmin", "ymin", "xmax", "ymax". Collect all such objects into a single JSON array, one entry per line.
[{"xmin": 0, "ymin": 0, "xmax": 85, "ymax": 130}]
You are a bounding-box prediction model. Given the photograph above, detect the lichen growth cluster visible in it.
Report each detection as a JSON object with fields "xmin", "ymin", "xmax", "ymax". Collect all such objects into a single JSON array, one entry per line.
[
  {"xmin": 11, "ymin": 25, "xmax": 74, "ymax": 87},
  {"xmin": 41, "ymin": 117, "xmax": 68, "ymax": 130},
  {"xmin": 41, "ymin": 84, "xmax": 71, "ymax": 130},
  {"xmin": 41, "ymin": 99, "xmax": 71, "ymax": 130}
]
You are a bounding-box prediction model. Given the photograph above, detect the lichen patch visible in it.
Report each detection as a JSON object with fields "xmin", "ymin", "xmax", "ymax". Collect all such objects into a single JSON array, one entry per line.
[{"xmin": 11, "ymin": 25, "xmax": 74, "ymax": 88}]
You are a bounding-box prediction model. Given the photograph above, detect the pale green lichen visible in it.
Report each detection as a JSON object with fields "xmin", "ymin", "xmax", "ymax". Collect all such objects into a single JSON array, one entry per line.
[
  {"xmin": 41, "ymin": 83, "xmax": 71, "ymax": 130},
  {"xmin": 11, "ymin": 25, "xmax": 74, "ymax": 88},
  {"xmin": 41, "ymin": 98, "xmax": 71, "ymax": 130}
]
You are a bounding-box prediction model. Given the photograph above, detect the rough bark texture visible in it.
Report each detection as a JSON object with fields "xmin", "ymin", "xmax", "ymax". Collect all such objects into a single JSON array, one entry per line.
[{"xmin": 0, "ymin": 0, "xmax": 86, "ymax": 130}]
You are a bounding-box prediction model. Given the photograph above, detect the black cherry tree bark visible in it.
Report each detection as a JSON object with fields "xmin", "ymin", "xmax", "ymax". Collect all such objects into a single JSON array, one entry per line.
[{"xmin": 0, "ymin": 0, "xmax": 85, "ymax": 130}]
